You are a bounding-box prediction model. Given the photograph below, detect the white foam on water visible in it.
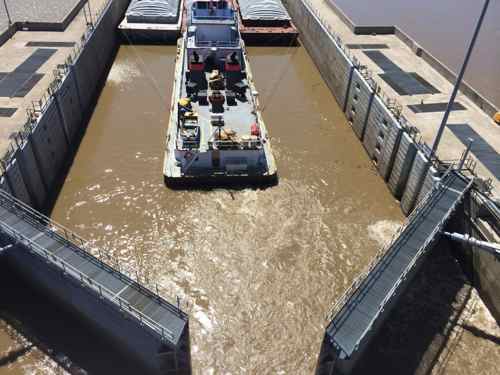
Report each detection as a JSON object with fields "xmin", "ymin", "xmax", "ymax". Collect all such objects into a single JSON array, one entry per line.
[
  {"xmin": 106, "ymin": 59, "xmax": 141, "ymax": 85},
  {"xmin": 367, "ymin": 219, "xmax": 402, "ymax": 247},
  {"xmin": 193, "ymin": 308, "xmax": 216, "ymax": 334}
]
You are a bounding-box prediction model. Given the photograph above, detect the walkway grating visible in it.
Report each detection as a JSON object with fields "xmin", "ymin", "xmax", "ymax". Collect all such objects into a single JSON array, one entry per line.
[
  {"xmin": 0, "ymin": 190, "xmax": 187, "ymax": 346},
  {"xmin": 326, "ymin": 171, "xmax": 472, "ymax": 358}
]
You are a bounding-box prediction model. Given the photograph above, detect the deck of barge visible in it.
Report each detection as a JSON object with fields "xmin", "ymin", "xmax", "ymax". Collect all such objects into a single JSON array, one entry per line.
[{"xmin": 118, "ymin": 0, "xmax": 184, "ymax": 43}]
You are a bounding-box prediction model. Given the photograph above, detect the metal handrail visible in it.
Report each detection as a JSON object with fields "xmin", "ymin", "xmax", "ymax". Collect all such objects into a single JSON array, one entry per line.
[
  {"xmin": 326, "ymin": 173, "xmax": 440, "ymax": 321},
  {"xmin": 328, "ymin": 171, "xmax": 473, "ymax": 353},
  {"xmin": 326, "ymin": 167, "xmax": 462, "ymax": 323},
  {"xmin": 353, "ymin": 173, "xmax": 474, "ymax": 349},
  {"xmin": 0, "ymin": 190, "xmax": 186, "ymax": 343},
  {"xmin": 0, "ymin": 192, "xmax": 185, "ymax": 318},
  {"xmin": 0, "ymin": 220, "xmax": 175, "ymax": 342},
  {"xmin": 0, "ymin": 191, "xmax": 179, "ymax": 303}
]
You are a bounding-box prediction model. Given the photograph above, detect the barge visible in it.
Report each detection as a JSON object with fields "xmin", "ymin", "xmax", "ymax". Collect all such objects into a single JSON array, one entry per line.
[
  {"xmin": 233, "ymin": 0, "xmax": 299, "ymax": 46},
  {"xmin": 163, "ymin": 0, "xmax": 278, "ymax": 187},
  {"xmin": 119, "ymin": 0, "xmax": 184, "ymax": 43}
]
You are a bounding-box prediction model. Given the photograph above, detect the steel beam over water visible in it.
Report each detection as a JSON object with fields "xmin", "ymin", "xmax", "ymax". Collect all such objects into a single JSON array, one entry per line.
[
  {"xmin": 320, "ymin": 170, "xmax": 473, "ymax": 374},
  {"xmin": 0, "ymin": 189, "xmax": 187, "ymax": 346}
]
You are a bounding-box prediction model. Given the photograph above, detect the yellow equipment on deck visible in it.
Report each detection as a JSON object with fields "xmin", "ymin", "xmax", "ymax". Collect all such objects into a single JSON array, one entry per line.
[
  {"xmin": 179, "ymin": 98, "xmax": 191, "ymax": 108},
  {"xmin": 494, "ymin": 112, "xmax": 500, "ymax": 125}
]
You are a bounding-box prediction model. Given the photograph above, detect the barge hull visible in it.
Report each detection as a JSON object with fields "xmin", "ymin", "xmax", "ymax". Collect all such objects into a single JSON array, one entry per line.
[{"xmin": 240, "ymin": 28, "xmax": 299, "ymax": 46}]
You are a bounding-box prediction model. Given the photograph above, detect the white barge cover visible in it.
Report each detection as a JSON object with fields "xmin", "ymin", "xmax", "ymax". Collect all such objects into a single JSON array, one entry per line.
[
  {"xmin": 126, "ymin": 0, "xmax": 181, "ymax": 24},
  {"xmin": 238, "ymin": 0, "xmax": 291, "ymax": 21}
]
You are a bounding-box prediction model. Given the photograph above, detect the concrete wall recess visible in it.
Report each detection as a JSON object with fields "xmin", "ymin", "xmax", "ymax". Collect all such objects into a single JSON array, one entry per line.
[
  {"xmin": 4, "ymin": 160, "xmax": 32, "ymax": 206},
  {"xmin": 15, "ymin": 141, "xmax": 48, "ymax": 208},
  {"xmin": 400, "ymin": 151, "xmax": 430, "ymax": 215},
  {"xmin": 344, "ymin": 69, "xmax": 374, "ymax": 140},
  {"xmin": 54, "ymin": 71, "xmax": 84, "ymax": 143},
  {"xmin": 30, "ymin": 102, "xmax": 69, "ymax": 190},
  {"xmin": 388, "ymin": 132, "xmax": 417, "ymax": 198}
]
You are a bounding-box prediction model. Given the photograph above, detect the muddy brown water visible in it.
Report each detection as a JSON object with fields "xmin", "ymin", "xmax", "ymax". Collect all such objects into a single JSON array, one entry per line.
[
  {"xmin": 2, "ymin": 2, "xmax": 499, "ymax": 373},
  {"xmin": 1, "ymin": 44, "xmax": 403, "ymax": 374},
  {"xmin": 334, "ymin": 0, "xmax": 500, "ymax": 108}
]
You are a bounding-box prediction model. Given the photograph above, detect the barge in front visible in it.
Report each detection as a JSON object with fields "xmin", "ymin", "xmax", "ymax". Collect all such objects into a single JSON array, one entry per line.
[
  {"xmin": 233, "ymin": 0, "xmax": 299, "ymax": 46},
  {"xmin": 119, "ymin": 0, "xmax": 185, "ymax": 44},
  {"xmin": 163, "ymin": 0, "xmax": 277, "ymax": 187}
]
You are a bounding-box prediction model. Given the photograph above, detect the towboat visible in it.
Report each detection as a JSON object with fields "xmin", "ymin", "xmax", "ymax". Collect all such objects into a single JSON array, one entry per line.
[{"xmin": 163, "ymin": 0, "xmax": 277, "ymax": 187}]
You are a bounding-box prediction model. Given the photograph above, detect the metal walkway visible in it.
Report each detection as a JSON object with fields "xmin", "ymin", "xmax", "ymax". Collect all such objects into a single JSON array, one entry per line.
[
  {"xmin": 0, "ymin": 189, "xmax": 187, "ymax": 346},
  {"xmin": 325, "ymin": 170, "xmax": 473, "ymax": 360}
]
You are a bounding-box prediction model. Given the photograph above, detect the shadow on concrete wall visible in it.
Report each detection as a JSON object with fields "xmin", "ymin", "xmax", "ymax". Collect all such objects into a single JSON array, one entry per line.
[
  {"xmin": 351, "ymin": 239, "xmax": 473, "ymax": 375},
  {"xmin": 0, "ymin": 260, "xmax": 153, "ymax": 375}
]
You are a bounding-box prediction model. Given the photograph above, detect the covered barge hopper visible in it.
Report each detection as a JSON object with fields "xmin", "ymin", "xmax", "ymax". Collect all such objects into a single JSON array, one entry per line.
[
  {"xmin": 119, "ymin": 0, "xmax": 184, "ymax": 43},
  {"xmin": 163, "ymin": 0, "xmax": 277, "ymax": 187},
  {"xmin": 234, "ymin": 0, "xmax": 298, "ymax": 45}
]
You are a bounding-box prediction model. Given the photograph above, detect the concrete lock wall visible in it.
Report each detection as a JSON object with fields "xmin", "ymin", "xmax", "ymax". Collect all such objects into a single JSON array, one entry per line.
[
  {"xmin": 15, "ymin": 140, "xmax": 48, "ymax": 208},
  {"xmin": 4, "ymin": 159, "xmax": 32, "ymax": 206},
  {"xmin": 465, "ymin": 196, "xmax": 500, "ymax": 322},
  {"xmin": 0, "ymin": 0, "xmax": 129, "ymax": 209},
  {"xmin": 287, "ymin": 0, "xmax": 436, "ymax": 215},
  {"xmin": 55, "ymin": 70, "xmax": 84, "ymax": 143},
  {"xmin": 388, "ymin": 132, "xmax": 417, "ymax": 198},
  {"xmin": 4, "ymin": 246, "xmax": 190, "ymax": 375},
  {"xmin": 344, "ymin": 69, "xmax": 374, "ymax": 140},
  {"xmin": 472, "ymin": 234, "xmax": 500, "ymax": 321},
  {"xmin": 72, "ymin": 37, "xmax": 102, "ymax": 111},
  {"xmin": 363, "ymin": 95, "xmax": 402, "ymax": 173},
  {"xmin": 377, "ymin": 116, "xmax": 403, "ymax": 181},
  {"xmin": 287, "ymin": 1, "xmax": 500, "ymax": 371},
  {"xmin": 400, "ymin": 151, "xmax": 430, "ymax": 216},
  {"xmin": 30, "ymin": 102, "xmax": 70, "ymax": 189},
  {"xmin": 286, "ymin": 0, "xmax": 354, "ymax": 110}
]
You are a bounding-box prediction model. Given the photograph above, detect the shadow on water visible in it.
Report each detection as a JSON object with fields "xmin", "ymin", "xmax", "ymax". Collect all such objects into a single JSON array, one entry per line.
[
  {"xmin": 164, "ymin": 174, "xmax": 279, "ymax": 191},
  {"xmin": 41, "ymin": 45, "xmax": 120, "ymax": 219},
  {"xmin": 351, "ymin": 238, "xmax": 473, "ymax": 375},
  {"xmin": 0, "ymin": 259, "xmax": 152, "ymax": 375},
  {"xmin": 459, "ymin": 324, "xmax": 500, "ymax": 346}
]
